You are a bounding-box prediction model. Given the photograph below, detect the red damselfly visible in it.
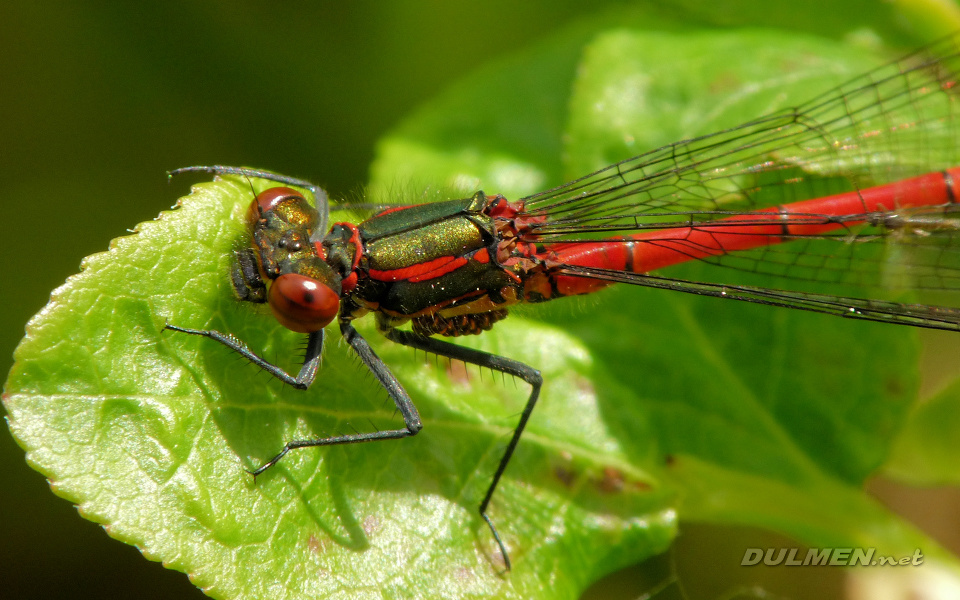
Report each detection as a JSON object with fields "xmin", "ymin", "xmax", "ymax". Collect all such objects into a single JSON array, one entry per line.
[{"xmin": 168, "ymin": 33, "xmax": 960, "ymax": 569}]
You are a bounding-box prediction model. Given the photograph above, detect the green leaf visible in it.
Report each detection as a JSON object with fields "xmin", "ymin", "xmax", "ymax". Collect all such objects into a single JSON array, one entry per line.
[
  {"xmin": 4, "ymin": 176, "xmax": 675, "ymax": 598},
  {"xmin": 6, "ymin": 24, "xmax": 960, "ymax": 600},
  {"xmin": 885, "ymin": 376, "xmax": 960, "ymax": 486}
]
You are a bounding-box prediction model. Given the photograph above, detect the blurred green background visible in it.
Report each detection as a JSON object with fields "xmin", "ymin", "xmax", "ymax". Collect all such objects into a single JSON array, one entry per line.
[{"xmin": 3, "ymin": 2, "xmax": 958, "ymax": 599}]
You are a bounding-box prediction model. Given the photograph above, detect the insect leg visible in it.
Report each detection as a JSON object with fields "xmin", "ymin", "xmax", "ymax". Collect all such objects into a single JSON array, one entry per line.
[
  {"xmin": 384, "ymin": 327, "xmax": 543, "ymax": 571},
  {"xmin": 164, "ymin": 324, "xmax": 323, "ymax": 389},
  {"xmin": 247, "ymin": 320, "xmax": 424, "ymax": 475}
]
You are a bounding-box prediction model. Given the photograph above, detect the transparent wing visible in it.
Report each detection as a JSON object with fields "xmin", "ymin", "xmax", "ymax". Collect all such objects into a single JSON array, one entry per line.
[
  {"xmin": 521, "ymin": 34, "xmax": 960, "ymax": 229},
  {"xmin": 517, "ymin": 34, "xmax": 960, "ymax": 300}
]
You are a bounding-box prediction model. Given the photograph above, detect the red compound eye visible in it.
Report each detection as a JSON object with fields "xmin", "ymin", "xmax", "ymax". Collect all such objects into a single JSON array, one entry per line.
[
  {"xmin": 248, "ymin": 187, "xmax": 303, "ymax": 224},
  {"xmin": 268, "ymin": 273, "xmax": 339, "ymax": 333}
]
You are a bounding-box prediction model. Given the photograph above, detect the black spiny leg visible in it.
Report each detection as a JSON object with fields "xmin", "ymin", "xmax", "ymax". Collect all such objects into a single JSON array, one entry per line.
[
  {"xmin": 164, "ymin": 325, "xmax": 324, "ymax": 390},
  {"xmin": 383, "ymin": 325, "xmax": 543, "ymax": 571},
  {"xmin": 166, "ymin": 303, "xmax": 532, "ymax": 569},
  {"xmin": 247, "ymin": 320, "xmax": 424, "ymax": 475},
  {"xmin": 165, "ymin": 321, "xmax": 423, "ymax": 474}
]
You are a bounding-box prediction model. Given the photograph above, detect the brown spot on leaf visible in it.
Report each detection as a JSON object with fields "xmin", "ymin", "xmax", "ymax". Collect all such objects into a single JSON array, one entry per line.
[
  {"xmin": 554, "ymin": 465, "xmax": 577, "ymax": 488},
  {"xmin": 596, "ymin": 466, "xmax": 625, "ymax": 494},
  {"xmin": 708, "ymin": 71, "xmax": 742, "ymax": 95},
  {"xmin": 885, "ymin": 376, "xmax": 904, "ymax": 397}
]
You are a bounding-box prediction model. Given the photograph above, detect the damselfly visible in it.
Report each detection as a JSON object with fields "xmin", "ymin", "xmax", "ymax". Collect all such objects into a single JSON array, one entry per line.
[{"xmin": 168, "ymin": 33, "xmax": 960, "ymax": 569}]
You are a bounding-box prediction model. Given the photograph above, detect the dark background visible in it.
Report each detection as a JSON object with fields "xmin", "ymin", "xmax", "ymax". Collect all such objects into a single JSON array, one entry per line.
[{"xmin": 3, "ymin": 2, "xmax": 957, "ymax": 599}]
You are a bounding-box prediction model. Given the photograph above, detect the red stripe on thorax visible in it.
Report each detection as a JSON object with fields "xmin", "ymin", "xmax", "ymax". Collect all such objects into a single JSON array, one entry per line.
[
  {"xmin": 369, "ymin": 255, "xmax": 469, "ymax": 283},
  {"xmin": 375, "ymin": 203, "xmax": 426, "ymax": 217}
]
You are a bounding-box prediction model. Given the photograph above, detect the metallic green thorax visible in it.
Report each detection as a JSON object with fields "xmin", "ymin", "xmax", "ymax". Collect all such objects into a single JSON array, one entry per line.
[{"xmin": 329, "ymin": 193, "xmax": 524, "ymax": 330}]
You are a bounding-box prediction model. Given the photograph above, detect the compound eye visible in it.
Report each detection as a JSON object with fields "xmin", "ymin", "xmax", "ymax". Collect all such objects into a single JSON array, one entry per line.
[
  {"xmin": 248, "ymin": 187, "xmax": 304, "ymax": 224},
  {"xmin": 268, "ymin": 273, "xmax": 339, "ymax": 333}
]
